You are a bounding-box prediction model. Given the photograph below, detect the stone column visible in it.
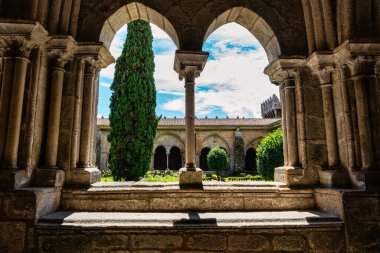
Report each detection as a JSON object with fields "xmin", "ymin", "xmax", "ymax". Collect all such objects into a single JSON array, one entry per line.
[
  {"xmin": 184, "ymin": 73, "xmax": 196, "ymax": 170},
  {"xmin": 78, "ymin": 60, "xmax": 97, "ymax": 168},
  {"xmin": 174, "ymin": 51, "xmax": 209, "ymax": 188},
  {"xmin": 279, "ymin": 83, "xmax": 289, "ymax": 165},
  {"xmin": 2, "ymin": 56, "xmax": 30, "ymax": 168},
  {"xmin": 166, "ymin": 148, "xmax": 170, "ymax": 169},
  {"xmin": 44, "ymin": 58, "xmax": 67, "ymax": 168},
  {"xmin": 351, "ymin": 74, "xmax": 375, "ymax": 170},
  {"xmin": 284, "ymin": 78, "xmax": 298, "ymax": 167}
]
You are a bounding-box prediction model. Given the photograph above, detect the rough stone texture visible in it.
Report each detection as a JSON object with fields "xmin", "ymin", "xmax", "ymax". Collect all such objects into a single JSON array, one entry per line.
[
  {"xmin": 233, "ymin": 131, "xmax": 245, "ymax": 172},
  {"xmin": 273, "ymin": 235, "xmax": 306, "ymax": 251},
  {"xmin": 130, "ymin": 235, "xmax": 182, "ymax": 249},
  {"xmin": 186, "ymin": 235, "xmax": 226, "ymax": 251},
  {"xmin": 0, "ymin": 222, "xmax": 26, "ymax": 253},
  {"xmin": 228, "ymin": 235, "xmax": 270, "ymax": 251},
  {"xmin": 179, "ymin": 168, "xmax": 203, "ymax": 187}
]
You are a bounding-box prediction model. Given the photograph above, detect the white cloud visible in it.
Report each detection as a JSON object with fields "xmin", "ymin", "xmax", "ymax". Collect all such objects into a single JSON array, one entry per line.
[{"xmin": 98, "ymin": 22, "xmax": 278, "ymax": 118}]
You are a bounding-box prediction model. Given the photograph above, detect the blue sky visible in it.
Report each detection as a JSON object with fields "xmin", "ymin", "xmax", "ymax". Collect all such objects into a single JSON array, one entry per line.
[{"xmin": 98, "ymin": 23, "xmax": 279, "ymax": 118}]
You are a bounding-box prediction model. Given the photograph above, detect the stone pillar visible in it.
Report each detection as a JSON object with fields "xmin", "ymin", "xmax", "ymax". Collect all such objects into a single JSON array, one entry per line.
[
  {"xmin": 184, "ymin": 75, "xmax": 196, "ymax": 170},
  {"xmin": 78, "ymin": 60, "xmax": 97, "ymax": 168},
  {"xmin": 2, "ymin": 56, "xmax": 30, "ymax": 169},
  {"xmin": 307, "ymin": 53, "xmax": 350, "ymax": 188},
  {"xmin": 44, "ymin": 59, "xmax": 67, "ymax": 168},
  {"xmin": 351, "ymin": 74, "xmax": 375, "ymax": 170},
  {"xmin": 166, "ymin": 148, "xmax": 170, "ymax": 169},
  {"xmin": 174, "ymin": 51, "xmax": 209, "ymax": 188},
  {"xmin": 279, "ymin": 83, "xmax": 289, "ymax": 165},
  {"xmin": 284, "ymin": 78, "xmax": 298, "ymax": 167}
]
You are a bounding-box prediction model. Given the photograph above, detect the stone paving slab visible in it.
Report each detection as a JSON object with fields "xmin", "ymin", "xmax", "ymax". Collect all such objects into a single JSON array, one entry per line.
[{"xmin": 38, "ymin": 210, "xmax": 342, "ymax": 228}]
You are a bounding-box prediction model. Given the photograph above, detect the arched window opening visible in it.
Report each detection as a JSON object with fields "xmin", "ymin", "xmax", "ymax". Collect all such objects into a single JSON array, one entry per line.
[
  {"xmin": 154, "ymin": 146, "xmax": 167, "ymax": 170},
  {"xmin": 245, "ymin": 148, "xmax": 257, "ymax": 174},
  {"xmin": 200, "ymin": 147, "xmax": 211, "ymax": 170},
  {"xmin": 169, "ymin": 146, "xmax": 182, "ymax": 170}
]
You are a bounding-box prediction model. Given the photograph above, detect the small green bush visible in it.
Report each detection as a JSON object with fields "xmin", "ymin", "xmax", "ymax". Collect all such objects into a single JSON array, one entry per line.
[
  {"xmin": 256, "ymin": 128, "xmax": 284, "ymax": 180},
  {"xmin": 207, "ymin": 147, "xmax": 228, "ymax": 176}
]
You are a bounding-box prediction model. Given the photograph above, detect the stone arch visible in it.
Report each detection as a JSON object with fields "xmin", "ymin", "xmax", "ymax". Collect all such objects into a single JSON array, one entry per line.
[
  {"xmin": 153, "ymin": 145, "xmax": 167, "ymax": 170},
  {"xmin": 203, "ymin": 7, "xmax": 281, "ymax": 62},
  {"xmin": 199, "ymin": 147, "xmax": 211, "ymax": 171},
  {"xmin": 154, "ymin": 132, "xmax": 185, "ymax": 152},
  {"xmin": 99, "ymin": 2, "xmax": 180, "ymax": 49},
  {"xmin": 245, "ymin": 148, "xmax": 257, "ymax": 173},
  {"xmin": 246, "ymin": 137, "xmax": 263, "ymax": 152},
  {"xmin": 169, "ymin": 146, "xmax": 182, "ymax": 170},
  {"xmin": 201, "ymin": 133, "xmax": 231, "ymax": 155}
]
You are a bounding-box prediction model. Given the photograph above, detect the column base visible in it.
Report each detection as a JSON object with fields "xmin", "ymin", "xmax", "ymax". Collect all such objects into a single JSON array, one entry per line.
[
  {"xmin": 33, "ymin": 168, "xmax": 65, "ymax": 187},
  {"xmin": 66, "ymin": 167, "xmax": 101, "ymax": 188},
  {"xmin": 0, "ymin": 169, "xmax": 30, "ymax": 189},
  {"xmin": 351, "ymin": 170, "xmax": 380, "ymax": 191},
  {"xmin": 274, "ymin": 166, "xmax": 304, "ymax": 187},
  {"xmin": 179, "ymin": 167, "xmax": 203, "ymax": 189},
  {"xmin": 319, "ymin": 169, "xmax": 350, "ymax": 188}
]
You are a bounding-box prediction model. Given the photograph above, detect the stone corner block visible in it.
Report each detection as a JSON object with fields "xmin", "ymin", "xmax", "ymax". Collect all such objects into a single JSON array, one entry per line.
[
  {"xmin": 66, "ymin": 167, "xmax": 101, "ymax": 187},
  {"xmin": 319, "ymin": 169, "xmax": 350, "ymax": 188},
  {"xmin": 179, "ymin": 168, "xmax": 203, "ymax": 188},
  {"xmin": 33, "ymin": 168, "xmax": 65, "ymax": 187},
  {"xmin": 0, "ymin": 170, "xmax": 30, "ymax": 189}
]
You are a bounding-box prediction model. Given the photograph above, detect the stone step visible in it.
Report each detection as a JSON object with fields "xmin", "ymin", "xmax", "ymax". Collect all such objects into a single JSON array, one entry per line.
[
  {"xmin": 61, "ymin": 181, "xmax": 316, "ymax": 212},
  {"xmin": 36, "ymin": 211, "xmax": 344, "ymax": 253}
]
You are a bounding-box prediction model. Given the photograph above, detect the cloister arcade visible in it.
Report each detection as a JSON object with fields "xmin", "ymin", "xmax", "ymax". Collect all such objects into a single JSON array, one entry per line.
[{"xmin": 0, "ymin": 0, "xmax": 379, "ymax": 252}]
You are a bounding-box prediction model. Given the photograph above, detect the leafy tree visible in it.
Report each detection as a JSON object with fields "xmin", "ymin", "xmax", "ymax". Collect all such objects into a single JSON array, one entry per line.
[
  {"xmin": 256, "ymin": 128, "xmax": 284, "ymax": 180},
  {"xmin": 207, "ymin": 147, "xmax": 228, "ymax": 179},
  {"xmin": 108, "ymin": 20, "xmax": 158, "ymax": 181}
]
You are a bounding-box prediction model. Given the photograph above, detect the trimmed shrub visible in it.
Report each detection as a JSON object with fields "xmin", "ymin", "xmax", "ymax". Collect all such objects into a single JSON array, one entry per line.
[
  {"xmin": 256, "ymin": 128, "xmax": 284, "ymax": 180},
  {"xmin": 207, "ymin": 147, "xmax": 228, "ymax": 174}
]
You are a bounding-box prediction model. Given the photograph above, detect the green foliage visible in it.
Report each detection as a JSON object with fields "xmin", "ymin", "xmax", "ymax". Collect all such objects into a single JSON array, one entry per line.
[
  {"xmin": 223, "ymin": 174, "xmax": 264, "ymax": 182},
  {"xmin": 207, "ymin": 147, "xmax": 228, "ymax": 172},
  {"xmin": 143, "ymin": 169, "xmax": 178, "ymax": 182},
  {"xmin": 256, "ymin": 128, "xmax": 284, "ymax": 180},
  {"xmin": 108, "ymin": 20, "xmax": 159, "ymax": 181}
]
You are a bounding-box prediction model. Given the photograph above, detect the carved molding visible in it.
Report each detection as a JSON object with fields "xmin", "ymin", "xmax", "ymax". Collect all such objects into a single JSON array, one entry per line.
[
  {"xmin": 174, "ymin": 51, "xmax": 209, "ymax": 82},
  {"xmin": 264, "ymin": 57, "xmax": 307, "ymax": 85}
]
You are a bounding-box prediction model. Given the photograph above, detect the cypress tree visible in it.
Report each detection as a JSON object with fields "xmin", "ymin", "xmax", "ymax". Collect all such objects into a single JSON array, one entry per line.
[{"xmin": 108, "ymin": 20, "xmax": 158, "ymax": 181}]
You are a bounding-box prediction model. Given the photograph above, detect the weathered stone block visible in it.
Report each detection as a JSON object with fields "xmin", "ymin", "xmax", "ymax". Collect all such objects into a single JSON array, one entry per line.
[
  {"xmin": 93, "ymin": 235, "xmax": 129, "ymax": 249},
  {"xmin": 130, "ymin": 235, "xmax": 182, "ymax": 249},
  {"xmin": 39, "ymin": 235, "xmax": 92, "ymax": 253},
  {"xmin": 309, "ymin": 231, "xmax": 344, "ymax": 252},
  {"xmin": 0, "ymin": 222, "xmax": 26, "ymax": 253},
  {"xmin": 186, "ymin": 235, "xmax": 226, "ymax": 251},
  {"xmin": 2, "ymin": 192, "xmax": 35, "ymax": 219},
  {"xmin": 179, "ymin": 168, "xmax": 203, "ymax": 188},
  {"xmin": 228, "ymin": 235, "xmax": 270, "ymax": 251},
  {"xmin": 273, "ymin": 235, "xmax": 306, "ymax": 252}
]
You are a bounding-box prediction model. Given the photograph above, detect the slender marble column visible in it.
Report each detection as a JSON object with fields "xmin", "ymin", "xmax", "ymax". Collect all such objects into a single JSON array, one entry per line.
[
  {"xmin": 284, "ymin": 79, "xmax": 298, "ymax": 167},
  {"xmin": 185, "ymin": 74, "xmax": 196, "ymax": 170},
  {"xmin": 3, "ymin": 57, "xmax": 29, "ymax": 168},
  {"xmin": 321, "ymin": 83, "xmax": 339, "ymax": 167},
  {"xmin": 279, "ymin": 83, "xmax": 289, "ymax": 166},
  {"xmin": 351, "ymin": 75, "xmax": 375, "ymax": 170},
  {"xmin": 45, "ymin": 60, "xmax": 66, "ymax": 167},
  {"xmin": 166, "ymin": 149, "xmax": 170, "ymax": 169},
  {"xmin": 78, "ymin": 62, "xmax": 96, "ymax": 167}
]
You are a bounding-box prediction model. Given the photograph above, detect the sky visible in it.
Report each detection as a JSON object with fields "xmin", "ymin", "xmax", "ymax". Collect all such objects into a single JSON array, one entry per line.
[{"xmin": 98, "ymin": 22, "xmax": 279, "ymax": 119}]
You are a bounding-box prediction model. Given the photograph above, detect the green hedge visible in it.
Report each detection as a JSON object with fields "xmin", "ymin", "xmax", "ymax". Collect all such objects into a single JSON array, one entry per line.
[{"xmin": 256, "ymin": 128, "xmax": 284, "ymax": 180}]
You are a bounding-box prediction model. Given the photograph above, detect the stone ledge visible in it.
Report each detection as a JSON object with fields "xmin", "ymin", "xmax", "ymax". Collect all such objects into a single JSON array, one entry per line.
[{"xmin": 37, "ymin": 211, "xmax": 342, "ymax": 228}]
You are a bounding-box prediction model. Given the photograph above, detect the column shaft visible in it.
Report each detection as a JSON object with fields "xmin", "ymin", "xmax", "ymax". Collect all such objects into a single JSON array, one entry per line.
[
  {"xmin": 78, "ymin": 68, "xmax": 95, "ymax": 167},
  {"xmin": 166, "ymin": 152, "xmax": 170, "ymax": 169},
  {"xmin": 321, "ymin": 84, "xmax": 339, "ymax": 167},
  {"xmin": 45, "ymin": 67, "xmax": 65, "ymax": 167},
  {"xmin": 279, "ymin": 84, "xmax": 289, "ymax": 165},
  {"xmin": 284, "ymin": 80, "xmax": 298, "ymax": 167},
  {"xmin": 185, "ymin": 80, "xmax": 196, "ymax": 170},
  {"xmin": 352, "ymin": 75, "xmax": 375, "ymax": 170},
  {"xmin": 0, "ymin": 58, "xmax": 14, "ymax": 164},
  {"xmin": 3, "ymin": 57, "xmax": 29, "ymax": 168}
]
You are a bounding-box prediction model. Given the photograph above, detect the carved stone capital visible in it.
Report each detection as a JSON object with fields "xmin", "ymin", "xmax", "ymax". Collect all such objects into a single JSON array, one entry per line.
[
  {"xmin": 76, "ymin": 43, "xmax": 115, "ymax": 69},
  {"xmin": 307, "ymin": 52, "xmax": 335, "ymax": 85},
  {"xmin": 334, "ymin": 41, "xmax": 380, "ymax": 77},
  {"xmin": 264, "ymin": 57, "xmax": 307, "ymax": 85},
  {"xmin": 0, "ymin": 22, "xmax": 49, "ymax": 58},
  {"xmin": 47, "ymin": 36, "xmax": 77, "ymax": 69},
  {"xmin": 174, "ymin": 51, "xmax": 209, "ymax": 82}
]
